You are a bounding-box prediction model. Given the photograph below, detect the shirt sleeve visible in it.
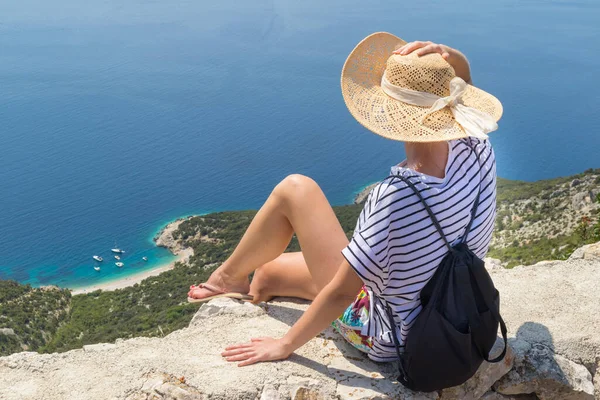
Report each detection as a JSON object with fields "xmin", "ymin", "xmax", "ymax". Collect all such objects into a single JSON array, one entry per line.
[
  {"xmin": 342, "ymin": 230, "xmax": 384, "ymax": 292},
  {"xmin": 341, "ymin": 181, "xmax": 392, "ymax": 294}
]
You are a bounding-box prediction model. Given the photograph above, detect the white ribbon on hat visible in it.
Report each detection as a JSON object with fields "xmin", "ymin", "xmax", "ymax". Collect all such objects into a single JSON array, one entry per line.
[{"xmin": 381, "ymin": 73, "xmax": 497, "ymax": 139}]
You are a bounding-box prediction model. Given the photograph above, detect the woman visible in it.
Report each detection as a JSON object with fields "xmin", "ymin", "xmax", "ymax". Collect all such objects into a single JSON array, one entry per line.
[{"xmin": 188, "ymin": 32, "xmax": 502, "ymax": 366}]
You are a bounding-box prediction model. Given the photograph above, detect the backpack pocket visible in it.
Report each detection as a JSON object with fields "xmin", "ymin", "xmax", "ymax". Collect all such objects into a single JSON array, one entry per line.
[{"xmin": 405, "ymin": 307, "xmax": 475, "ymax": 392}]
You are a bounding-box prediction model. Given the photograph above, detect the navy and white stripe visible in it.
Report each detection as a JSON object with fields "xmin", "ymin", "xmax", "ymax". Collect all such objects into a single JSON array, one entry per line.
[{"xmin": 341, "ymin": 138, "xmax": 497, "ymax": 362}]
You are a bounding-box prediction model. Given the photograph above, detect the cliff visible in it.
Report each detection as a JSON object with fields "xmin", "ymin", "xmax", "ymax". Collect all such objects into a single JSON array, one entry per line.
[{"xmin": 1, "ymin": 246, "xmax": 599, "ymax": 400}]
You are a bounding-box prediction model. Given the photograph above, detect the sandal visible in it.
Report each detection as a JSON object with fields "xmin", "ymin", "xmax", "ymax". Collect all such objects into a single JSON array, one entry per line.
[{"xmin": 187, "ymin": 283, "xmax": 253, "ymax": 304}]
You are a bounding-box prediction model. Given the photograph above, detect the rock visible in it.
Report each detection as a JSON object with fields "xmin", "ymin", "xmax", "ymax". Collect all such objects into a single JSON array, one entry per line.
[
  {"xmin": 83, "ymin": 343, "xmax": 117, "ymax": 352},
  {"xmin": 326, "ymin": 344, "xmax": 436, "ymax": 399},
  {"xmin": 0, "ymin": 328, "xmax": 16, "ymax": 336},
  {"xmin": 291, "ymin": 386, "xmax": 326, "ymax": 400},
  {"xmin": 493, "ymin": 343, "xmax": 594, "ymax": 400},
  {"xmin": 479, "ymin": 391, "xmax": 537, "ymax": 399},
  {"xmin": 550, "ymin": 189, "xmax": 568, "ymax": 198},
  {"xmin": 440, "ymin": 337, "xmax": 514, "ymax": 400},
  {"xmin": 259, "ymin": 385, "xmax": 281, "ymax": 400},
  {"xmin": 154, "ymin": 219, "xmax": 188, "ymax": 255},
  {"xmin": 190, "ymin": 297, "xmax": 265, "ymax": 324},
  {"xmin": 572, "ymin": 192, "xmax": 590, "ymax": 210},
  {"xmin": 354, "ymin": 183, "xmax": 378, "ymax": 204},
  {"xmin": 2, "ymin": 257, "xmax": 600, "ymax": 400},
  {"xmin": 488, "ymin": 259, "xmax": 600, "ymax": 368},
  {"xmin": 484, "ymin": 257, "xmax": 504, "ymax": 270},
  {"xmin": 125, "ymin": 372, "xmax": 208, "ymax": 400},
  {"xmin": 568, "ymin": 242, "xmax": 600, "ymax": 260},
  {"xmin": 571, "ymin": 179, "xmax": 582, "ymax": 187},
  {"xmin": 594, "ymin": 360, "xmax": 600, "ymax": 399}
]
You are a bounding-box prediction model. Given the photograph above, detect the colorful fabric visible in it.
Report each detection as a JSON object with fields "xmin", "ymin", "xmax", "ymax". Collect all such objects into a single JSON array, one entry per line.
[{"xmin": 332, "ymin": 286, "xmax": 373, "ymax": 353}]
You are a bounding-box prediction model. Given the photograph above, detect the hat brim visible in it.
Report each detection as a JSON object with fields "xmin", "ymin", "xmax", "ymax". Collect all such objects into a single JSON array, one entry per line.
[{"xmin": 341, "ymin": 32, "xmax": 503, "ymax": 142}]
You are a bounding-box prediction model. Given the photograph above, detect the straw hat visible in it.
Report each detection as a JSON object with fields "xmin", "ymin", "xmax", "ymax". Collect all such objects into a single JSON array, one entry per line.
[{"xmin": 341, "ymin": 32, "xmax": 503, "ymax": 142}]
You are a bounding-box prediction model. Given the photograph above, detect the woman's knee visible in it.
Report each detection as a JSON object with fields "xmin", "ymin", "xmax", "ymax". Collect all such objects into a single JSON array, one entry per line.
[{"xmin": 273, "ymin": 174, "xmax": 321, "ymax": 203}]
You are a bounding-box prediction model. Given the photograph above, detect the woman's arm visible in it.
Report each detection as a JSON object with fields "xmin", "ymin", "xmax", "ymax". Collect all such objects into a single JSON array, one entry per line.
[
  {"xmin": 394, "ymin": 41, "xmax": 472, "ymax": 84},
  {"xmin": 221, "ymin": 260, "xmax": 364, "ymax": 366}
]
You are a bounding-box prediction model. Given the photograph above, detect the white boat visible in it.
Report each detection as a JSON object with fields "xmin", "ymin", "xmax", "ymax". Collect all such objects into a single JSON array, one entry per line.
[
  {"xmin": 94, "ymin": 266, "xmax": 101, "ymax": 271},
  {"xmin": 114, "ymin": 255, "xmax": 121, "ymax": 260},
  {"xmin": 142, "ymin": 256, "xmax": 148, "ymax": 262},
  {"xmin": 93, "ymin": 255, "xmax": 103, "ymax": 262},
  {"xmin": 115, "ymin": 262, "xmax": 124, "ymax": 267},
  {"xmin": 111, "ymin": 248, "xmax": 125, "ymax": 254}
]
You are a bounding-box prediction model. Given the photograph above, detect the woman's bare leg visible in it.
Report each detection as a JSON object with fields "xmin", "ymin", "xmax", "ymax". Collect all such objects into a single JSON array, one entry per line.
[
  {"xmin": 249, "ymin": 252, "xmax": 317, "ymax": 303},
  {"xmin": 188, "ymin": 174, "xmax": 349, "ymax": 300}
]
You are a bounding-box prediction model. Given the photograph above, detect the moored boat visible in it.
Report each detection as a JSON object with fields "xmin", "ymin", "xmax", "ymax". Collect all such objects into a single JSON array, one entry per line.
[
  {"xmin": 94, "ymin": 266, "xmax": 101, "ymax": 271},
  {"xmin": 142, "ymin": 256, "xmax": 148, "ymax": 261},
  {"xmin": 93, "ymin": 255, "xmax": 103, "ymax": 262},
  {"xmin": 111, "ymin": 248, "xmax": 125, "ymax": 254},
  {"xmin": 115, "ymin": 262, "xmax": 124, "ymax": 267},
  {"xmin": 114, "ymin": 255, "xmax": 121, "ymax": 260}
]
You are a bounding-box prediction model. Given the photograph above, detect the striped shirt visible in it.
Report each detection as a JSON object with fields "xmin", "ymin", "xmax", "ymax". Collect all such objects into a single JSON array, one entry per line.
[{"xmin": 342, "ymin": 138, "xmax": 497, "ymax": 362}]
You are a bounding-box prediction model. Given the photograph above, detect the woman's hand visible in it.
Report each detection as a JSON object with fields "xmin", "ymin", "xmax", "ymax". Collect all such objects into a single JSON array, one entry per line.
[
  {"xmin": 393, "ymin": 41, "xmax": 472, "ymax": 84},
  {"xmin": 222, "ymin": 337, "xmax": 293, "ymax": 367}
]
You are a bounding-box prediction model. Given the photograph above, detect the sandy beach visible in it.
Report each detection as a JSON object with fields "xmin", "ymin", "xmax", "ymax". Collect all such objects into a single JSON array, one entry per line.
[{"xmin": 70, "ymin": 247, "xmax": 193, "ymax": 295}]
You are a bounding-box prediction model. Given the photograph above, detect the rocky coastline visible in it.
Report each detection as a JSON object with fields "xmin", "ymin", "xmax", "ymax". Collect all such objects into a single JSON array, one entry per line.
[
  {"xmin": 354, "ymin": 182, "xmax": 378, "ymax": 204},
  {"xmin": 154, "ymin": 217, "xmax": 193, "ymax": 256}
]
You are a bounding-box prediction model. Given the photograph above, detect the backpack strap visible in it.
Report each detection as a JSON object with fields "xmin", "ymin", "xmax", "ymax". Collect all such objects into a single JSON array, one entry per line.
[
  {"xmin": 393, "ymin": 141, "xmax": 484, "ymax": 250},
  {"xmin": 395, "ymin": 175, "xmax": 452, "ymax": 253},
  {"xmin": 481, "ymin": 295, "xmax": 509, "ymax": 363},
  {"xmin": 462, "ymin": 143, "xmax": 484, "ymax": 243},
  {"xmin": 385, "ymin": 303, "xmax": 410, "ymax": 385}
]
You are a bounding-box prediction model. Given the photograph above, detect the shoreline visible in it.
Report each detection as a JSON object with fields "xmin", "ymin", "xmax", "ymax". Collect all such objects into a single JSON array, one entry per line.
[
  {"xmin": 69, "ymin": 248, "xmax": 193, "ymax": 295},
  {"xmin": 354, "ymin": 182, "xmax": 378, "ymax": 204},
  {"xmin": 69, "ymin": 218, "xmax": 194, "ymax": 295}
]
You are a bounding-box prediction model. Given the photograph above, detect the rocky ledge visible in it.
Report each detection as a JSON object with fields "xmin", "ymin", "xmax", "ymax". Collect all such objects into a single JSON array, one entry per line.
[{"xmin": 1, "ymin": 255, "xmax": 599, "ymax": 399}]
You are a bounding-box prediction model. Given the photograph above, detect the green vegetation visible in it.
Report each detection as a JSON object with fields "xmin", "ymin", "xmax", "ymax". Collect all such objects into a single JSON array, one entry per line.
[
  {"xmin": 1, "ymin": 169, "xmax": 598, "ymax": 356},
  {"xmin": 496, "ymin": 168, "xmax": 600, "ymax": 203},
  {"xmin": 488, "ymin": 232, "xmax": 584, "ymax": 268},
  {"xmin": 0, "ymin": 281, "xmax": 71, "ymax": 355}
]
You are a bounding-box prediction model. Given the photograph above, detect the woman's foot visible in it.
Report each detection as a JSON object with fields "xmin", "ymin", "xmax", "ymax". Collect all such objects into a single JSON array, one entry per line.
[
  {"xmin": 187, "ymin": 268, "xmax": 250, "ymax": 301},
  {"xmin": 247, "ymin": 266, "xmax": 276, "ymax": 304}
]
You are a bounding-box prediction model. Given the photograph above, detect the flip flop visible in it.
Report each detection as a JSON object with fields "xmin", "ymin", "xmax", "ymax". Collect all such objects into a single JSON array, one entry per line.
[{"xmin": 187, "ymin": 282, "xmax": 254, "ymax": 304}]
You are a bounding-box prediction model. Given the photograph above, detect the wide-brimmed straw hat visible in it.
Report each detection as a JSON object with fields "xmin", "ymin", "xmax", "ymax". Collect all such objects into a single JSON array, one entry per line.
[{"xmin": 341, "ymin": 32, "xmax": 503, "ymax": 142}]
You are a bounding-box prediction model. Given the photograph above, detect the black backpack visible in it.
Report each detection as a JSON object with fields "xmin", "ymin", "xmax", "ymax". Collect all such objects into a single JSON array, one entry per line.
[{"xmin": 385, "ymin": 173, "xmax": 508, "ymax": 393}]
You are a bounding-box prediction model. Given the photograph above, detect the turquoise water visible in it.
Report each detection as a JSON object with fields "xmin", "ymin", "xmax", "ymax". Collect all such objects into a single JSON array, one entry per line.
[{"xmin": 1, "ymin": 0, "xmax": 599, "ymax": 288}]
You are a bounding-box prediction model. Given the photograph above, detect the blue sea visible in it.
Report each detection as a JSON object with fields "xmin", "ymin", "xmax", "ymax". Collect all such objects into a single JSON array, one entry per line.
[{"xmin": 0, "ymin": 0, "xmax": 599, "ymax": 289}]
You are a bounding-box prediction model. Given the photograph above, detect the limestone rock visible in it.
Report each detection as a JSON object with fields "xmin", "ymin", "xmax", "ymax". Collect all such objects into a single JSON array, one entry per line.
[
  {"xmin": 594, "ymin": 360, "xmax": 600, "ymax": 399},
  {"xmin": 190, "ymin": 297, "xmax": 265, "ymax": 324},
  {"xmin": 493, "ymin": 343, "xmax": 594, "ymax": 400},
  {"xmin": 125, "ymin": 372, "xmax": 208, "ymax": 400},
  {"xmin": 0, "ymin": 328, "xmax": 16, "ymax": 336},
  {"xmin": 550, "ymin": 189, "xmax": 567, "ymax": 198},
  {"xmin": 484, "ymin": 257, "xmax": 504, "ymax": 270},
  {"xmin": 154, "ymin": 219, "xmax": 188, "ymax": 255},
  {"xmin": 568, "ymin": 242, "xmax": 600, "ymax": 260},
  {"xmin": 1, "ymin": 258, "xmax": 600, "ymax": 400},
  {"xmin": 354, "ymin": 183, "xmax": 378, "ymax": 204},
  {"xmin": 83, "ymin": 343, "xmax": 117, "ymax": 352},
  {"xmin": 488, "ymin": 259, "xmax": 600, "ymax": 368},
  {"xmin": 571, "ymin": 179, "xmax": 582, "ymax": 187},
  {"xmin": 572, "ymin": 192, "xmax": 591, "ymax": 210},
  {"xmin": 440, "ymin": 337, "xmax": 514, "ymax": 400},
  {"xmin": 479, "ymin": 391, "xmax": 537, "ymax": 399},
  {"xmin": 259, "ymin": 385, "xmax": 281, "ymax": 400}
]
